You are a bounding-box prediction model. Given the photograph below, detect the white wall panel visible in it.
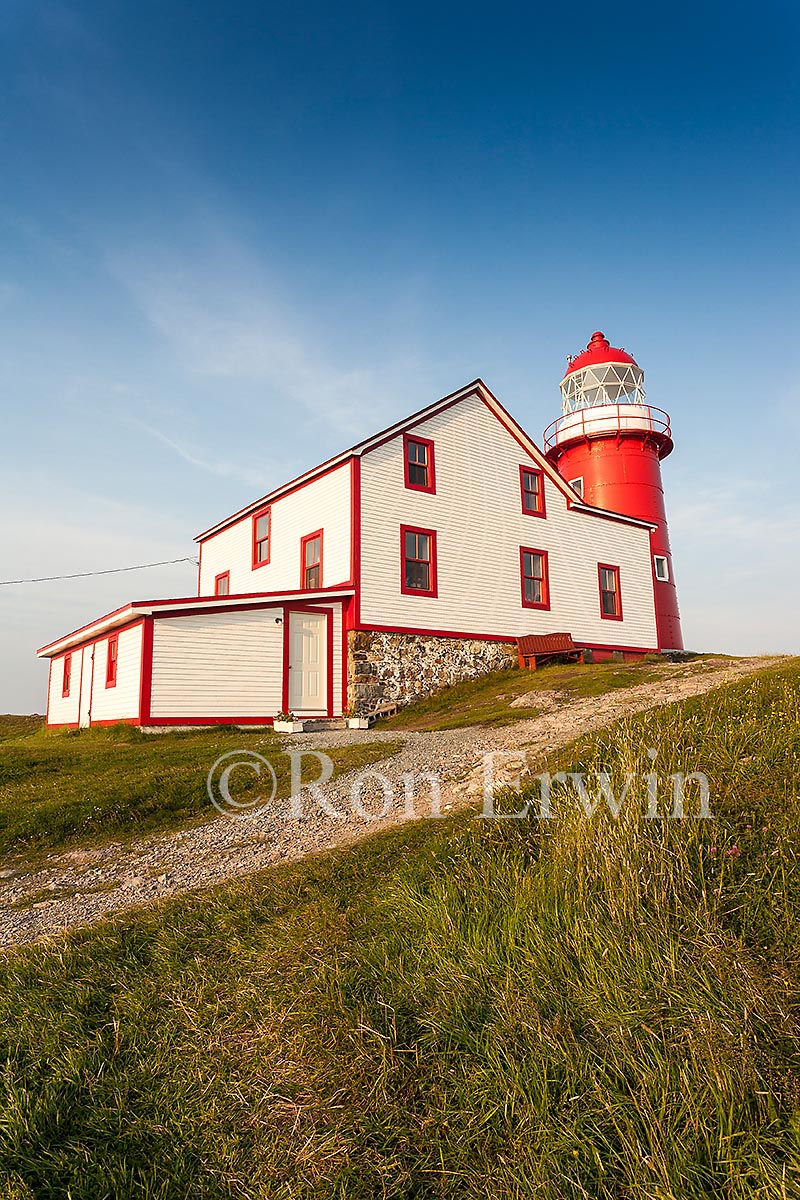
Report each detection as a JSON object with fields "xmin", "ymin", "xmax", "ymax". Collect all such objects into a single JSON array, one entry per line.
[
  {"xmin": 46, "ymin": 650, "xmax": 81, "ymax": 726},
  {"xmin": 89, "ymin": 623, "xmax": 144, "ymax": 722},
  {"xmin": 149, "ymin": 607, "xmax": 284, "ymax": 719},
  {"xmin": 198, "ymin": 462, "xmax": 352, "ymax": 596},
  {"xmin": 359, "ymin": 392, "xmax": 658, "ymax": 648}
]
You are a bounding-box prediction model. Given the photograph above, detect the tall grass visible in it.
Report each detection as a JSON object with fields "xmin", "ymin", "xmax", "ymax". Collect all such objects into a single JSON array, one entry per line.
[{"xmin": 0, "ymin": 662, "xmax": 797, "ymax": 1197}]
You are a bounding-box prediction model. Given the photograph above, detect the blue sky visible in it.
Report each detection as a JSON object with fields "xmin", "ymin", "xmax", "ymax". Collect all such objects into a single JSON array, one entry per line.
[{"xmin": 1, "ymin": 0, "xmax": 798, "ymax": 711}]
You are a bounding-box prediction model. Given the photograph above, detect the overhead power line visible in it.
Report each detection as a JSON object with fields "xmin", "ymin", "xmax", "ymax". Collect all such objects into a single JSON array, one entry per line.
[{"xmin": 0, "ymin": 557, "xmax": 199, "ymax": 587}]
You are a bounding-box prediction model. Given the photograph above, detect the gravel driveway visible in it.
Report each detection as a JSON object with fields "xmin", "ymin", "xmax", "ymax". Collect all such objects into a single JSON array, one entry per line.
[{"xmin": 0, "ymin": 655, "xmax": 782, "ymax": 949}]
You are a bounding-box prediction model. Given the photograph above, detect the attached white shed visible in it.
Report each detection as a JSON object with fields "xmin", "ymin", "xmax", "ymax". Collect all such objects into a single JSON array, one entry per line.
[{"xmin": 38, "ymin": 591, "xmax": 350, "ymax": 729}]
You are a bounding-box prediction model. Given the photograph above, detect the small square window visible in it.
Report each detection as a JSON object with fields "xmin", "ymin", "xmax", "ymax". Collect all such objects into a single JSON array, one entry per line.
[
  {"xmin": 654, "ymin": 555, "xmax": 670, "ymax": 582},
  {"xmin": 520, "ymin": 466, "xmax": 546, "ymax": 516},
  {"xmin": 403, "ymin": 434, "xmax": 436, "ymax": 494},
  {"xmin": 214, "ymin": 572, "xmax": 231, "ymax": 596}
]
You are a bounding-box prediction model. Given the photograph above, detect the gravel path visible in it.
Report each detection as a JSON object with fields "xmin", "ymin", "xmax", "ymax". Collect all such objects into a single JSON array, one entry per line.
[{"xmin": 0, "ymin": 655, "xmax": 783, "ymax": 949}]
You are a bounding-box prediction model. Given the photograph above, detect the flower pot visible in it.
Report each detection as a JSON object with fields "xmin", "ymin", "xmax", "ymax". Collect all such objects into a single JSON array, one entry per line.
[
  {"xmin": 347, "ymin": 717, "xmax": 372, "ymax": 729},
  {"xmin": 274, "ymin": 720, "xmax": 305, "ymax": 733}
]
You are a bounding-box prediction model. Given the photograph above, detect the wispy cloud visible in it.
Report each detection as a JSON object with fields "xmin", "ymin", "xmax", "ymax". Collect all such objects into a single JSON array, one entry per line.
[
  {"xmin": 121, "ymin": 415, "xmax": 271, "ymax": 490},
  {"xmin": 105, "ymin": 236, "xmax": 398, "ymax": 439}
]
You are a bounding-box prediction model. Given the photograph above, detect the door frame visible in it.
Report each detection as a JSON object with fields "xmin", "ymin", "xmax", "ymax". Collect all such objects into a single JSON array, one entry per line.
[
  {"xmin": 78, "ymin": 644, "xmax": 95, "ymax": 728},
  {"xmin": 282, "ymin": 604, "xmax": 334, "ymax": 717}
]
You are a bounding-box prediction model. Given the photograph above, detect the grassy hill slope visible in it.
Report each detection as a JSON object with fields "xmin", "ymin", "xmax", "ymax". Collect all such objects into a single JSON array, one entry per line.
[{"xmin": 0, "ymin": 661, "xmax": 797, "ymax": 1198}]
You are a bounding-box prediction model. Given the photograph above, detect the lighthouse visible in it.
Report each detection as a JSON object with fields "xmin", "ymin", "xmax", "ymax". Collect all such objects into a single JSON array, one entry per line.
[{"xmin": 543, "ymin": 331, "xmax": 684, "ymax": 652}]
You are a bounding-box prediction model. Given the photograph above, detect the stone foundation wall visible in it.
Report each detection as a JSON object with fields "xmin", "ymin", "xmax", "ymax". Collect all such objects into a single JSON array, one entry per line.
[{"xmin": 347, "ymin": 630, "xmax": 517, "ymax": 711}]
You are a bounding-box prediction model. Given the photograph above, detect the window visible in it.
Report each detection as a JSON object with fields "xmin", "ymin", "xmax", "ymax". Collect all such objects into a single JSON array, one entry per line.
[
  {"xmin": 214, "ymin": 571, "xmax": 231, "ymax": 596},
  {"xmin": 403, "ymin": 433, "xmax": 436, "ymax": 494},
  {"xmin": 401, "ymin": 525, "xmax": 438, "ymax": 597},
  {"xmin": 106, "ymin": 634, "xmax": 119, "ymax": 688},
  {"xmin": 598, "ymin": 564, "xmax": 623, "ymax": 620},
  {"xmin": 520, "ymin": 547, "xmax": 550, "ymax": 609},
  {"xmin": 252, "ymin": 507, "xmax": 271, "ymax": 568},
  {"xmin": 654, "ymin": 555, "xmax": 670, "ymax": 582},
  {"xmin": 569, "ymin": 477, "xmax": 584, "ymax": 499},
  {"xmin": 62, "ymin": 653, "xmax": 72, "ymax": 698},
  {"xmin": 520, "ymin": 465, "xmax": 546, "ymax": 516},
  {"xmin": 301, "ymin": 530, "xmax": 323, "ymax": 589}
]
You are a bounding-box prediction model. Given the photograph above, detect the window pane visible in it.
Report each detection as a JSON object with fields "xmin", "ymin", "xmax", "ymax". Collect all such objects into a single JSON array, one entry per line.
[
  {"xmin": 256, "ymin": 514, "xmax": 269, "ymax": 540},
  {"xmin": 408, "ymin": 461, "xmax": 428, "ymax": 487},
  {"xmin": 305, "ymin": 537, "xmax": 321, "ymax": 567},
  {"xmin": 405, "ymin": 561, "xmax": 430, "ymax": 590},
  {"xmin": 405, "ymin": 530, "xmax": 417, "ymax": 558},
  {"xmin": 408, "ymin": 441, "xmax": 427, "ymax": 465},
  {"xmin": 602, "ymin": 591, "xmax": 617, "ymax": 615},
  {"xmin": 305, "ymin": 564, "xmax": 320, "ymax": 588},
  {"xmin": 416, "ymin": 533, "xmax": 429, "ymax": 561},
  {"xmin": 524, "ymin": 577, "xmax": 543, "ymax": 604},
  {"xmin": 523, "ymin": 470, "xmax": 542, "ymax": 511},
  {"xmin": 601, "ymin": 569, "xmax": 616, "ymax": 592}
]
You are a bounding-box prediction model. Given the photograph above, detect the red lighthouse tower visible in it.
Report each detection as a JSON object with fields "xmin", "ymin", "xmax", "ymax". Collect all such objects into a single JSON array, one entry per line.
[{"xmin": 543, "ymin": 331, "xmax": 684, "ymax": 651}]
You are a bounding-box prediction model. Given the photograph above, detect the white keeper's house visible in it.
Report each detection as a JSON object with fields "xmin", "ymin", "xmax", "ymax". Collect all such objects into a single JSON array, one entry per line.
[{"xmin": 38, "ymin": 331, "xmax": 683, "ymax": 729}]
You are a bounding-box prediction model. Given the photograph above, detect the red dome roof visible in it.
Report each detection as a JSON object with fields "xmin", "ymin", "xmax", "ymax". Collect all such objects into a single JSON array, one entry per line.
[{"xmin": 563, "ymin": 331, "xmax": 639, "ymax": 378}]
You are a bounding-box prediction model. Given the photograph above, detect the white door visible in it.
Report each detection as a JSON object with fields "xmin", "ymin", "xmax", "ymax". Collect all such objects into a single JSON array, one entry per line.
[
  {"xmin": 288, "ymin": 612, "xmax": 327, "ymax": 714},
  {"xmin": 78, "ymin": 646, "xmax": 94, "ymax": 728}
]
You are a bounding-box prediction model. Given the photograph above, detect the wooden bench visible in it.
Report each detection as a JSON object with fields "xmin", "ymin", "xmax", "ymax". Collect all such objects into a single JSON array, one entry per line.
[
  {"xmin": 368, "ymin": 701, "xmax": 400, "ymax": 720},
  {"xmin": 517, "ymin": 632, "xmax": 584, "ymax": 670}
]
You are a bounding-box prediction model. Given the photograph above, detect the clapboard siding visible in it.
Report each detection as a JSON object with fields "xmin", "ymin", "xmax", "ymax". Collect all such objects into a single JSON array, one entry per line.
[
  {"xmin": 89, "ymin": 624, "xmax": 144, "ymax": 722},
  {"xmin": 150, "ymin": 608, "xmax": 284, "ymax": 718},
  {"xmin": 149, "ymin": 602, "xmax": 345, "ymax": 719},
  {"xmin": 46, "ymin": 650, "xmax": 81, "ymax": 725},
  {"xmin": 359, "ymin": 392, "xmax": 658, "ymax": 648},
  {"xmin": 198, "ymin": 462, "xmax": 352, "ymax": 596}
]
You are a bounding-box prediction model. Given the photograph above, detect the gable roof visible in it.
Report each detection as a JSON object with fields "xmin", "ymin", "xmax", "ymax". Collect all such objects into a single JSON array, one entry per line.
[{"xmin": 195, "ymin": 379, "xmax": 655, "ymax": 542}]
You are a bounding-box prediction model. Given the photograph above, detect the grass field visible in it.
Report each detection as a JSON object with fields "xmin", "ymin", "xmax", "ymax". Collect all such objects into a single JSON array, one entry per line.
[
  {"xmin": 0, "ymin": 659, "xmax": 797, "ymax": 1197},
  {"xmin": 380, "ymin": 658, "xmax": 668, "ymax": 731},
  {"xmin": 0, "ymin": 724, "xmax": 403, "ymax": 863}
]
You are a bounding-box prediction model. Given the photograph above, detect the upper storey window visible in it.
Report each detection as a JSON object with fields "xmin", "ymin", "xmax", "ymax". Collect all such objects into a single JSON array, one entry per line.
[
  {"xmin": 252, "ymin": 508, "xmax": 271, "ymax": 568},
  {"xmin": 520, "ymin": 465, "xmax": 546, "ymax": 517},
  {"xmin": 404, "ymin": 433, "xmax": 436, "ymax": 494},
  {"xmin": 301, "ymin": 531, "xmax": 323, "ymax": 589},
  {"xmin": 214, "ymin": 572, "xmax": 231, "ymax": 596}
]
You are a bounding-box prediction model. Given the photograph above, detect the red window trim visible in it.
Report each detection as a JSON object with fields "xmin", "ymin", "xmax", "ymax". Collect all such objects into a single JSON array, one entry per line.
[
  {"xmin": 519, "ymin": 464, "xmax": 546, "ymax": 517},
  {"xmin": 251, "ymin": 506, "xmax": 271, "ymax": 570},
  {"xmin": 598, "ymin": 563, "xmax": 623, "ymax": 621},
  {"xmin": 520, "ymin": 546, "xmax": 550, "ymax": 610},
  {"xmin": 62, "ymin": 652, "xmax": 72, "ymax": 698},
  {"xmin": 400, "ymin": 524, "xmax": 438, "ymax": 598},
  {"xmin": 105, "ymin": 633, "xmax": 119, "ymax": 688},
  {"xmin": 403, "ymin": 432, "xmax": 436, "ymax": 495},
  {"xmin": 300, "ymin": 529, "xmax": 324, "ymax": 590},
  {"xmin": 214, "ymin": 571, "xmax": 231, "ymax": 597}
]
